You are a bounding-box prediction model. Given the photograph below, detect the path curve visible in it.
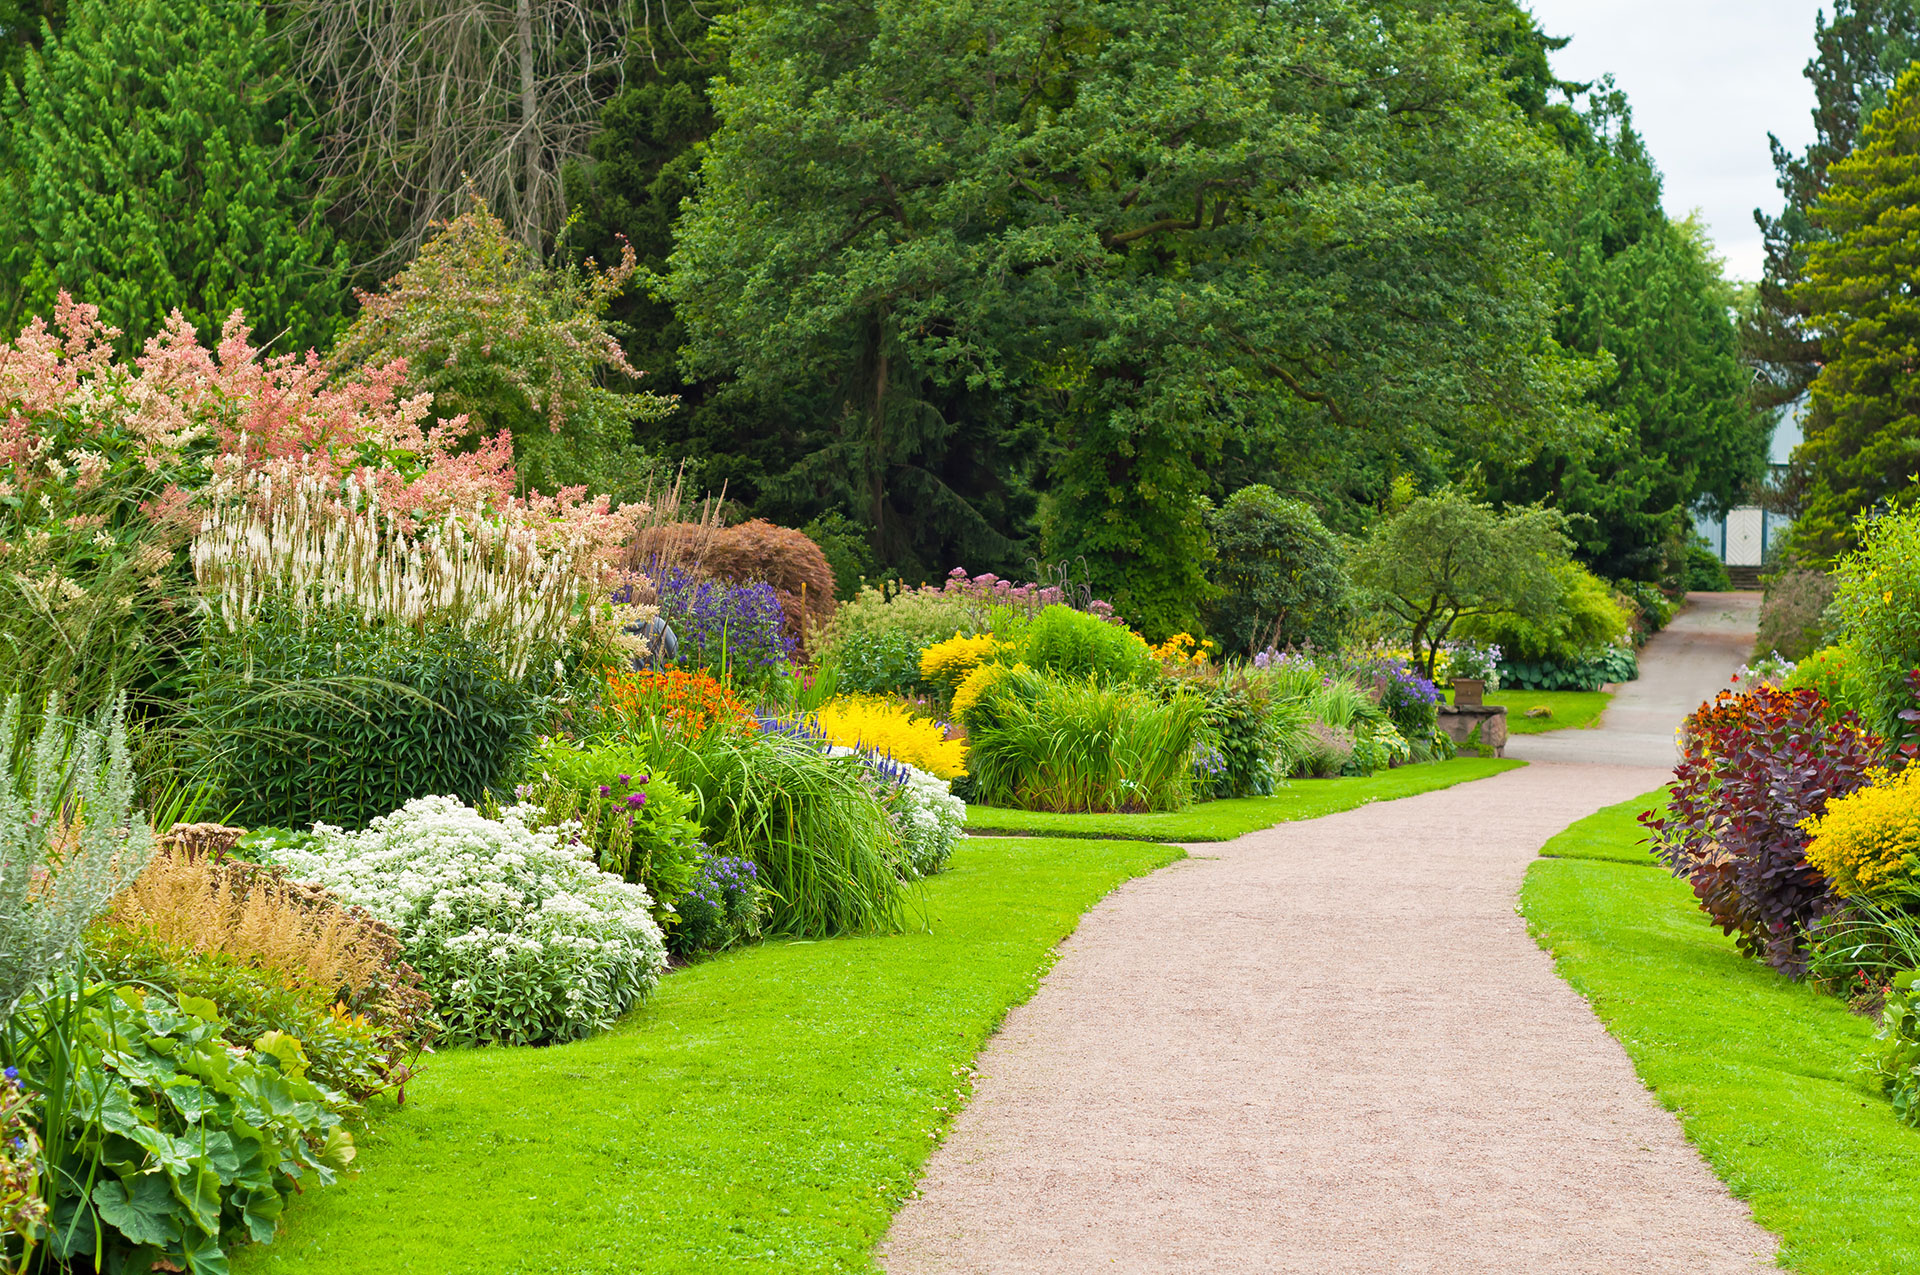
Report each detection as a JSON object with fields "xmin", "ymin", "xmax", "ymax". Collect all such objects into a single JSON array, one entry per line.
[{"xmin": 881, "ymin": 595, "xmax": 1776, "ymax": 1274}]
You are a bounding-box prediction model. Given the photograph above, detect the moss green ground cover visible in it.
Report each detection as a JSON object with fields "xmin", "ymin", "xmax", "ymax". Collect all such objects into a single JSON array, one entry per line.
[
  {"xmin": 1482, "ymin": 689, "xmax": 1611, "ymax": 734},
  {"xmin": 963, "ymin": 756, "xmax": 1522, "ymax": 841},
  {"xmin": 235, "ymin": 836, "xmax": 1181, "ymax": 1275},
  {"xmin": 1523, "ymin": 795, "xmax": 1920, "ymax": 1274}
]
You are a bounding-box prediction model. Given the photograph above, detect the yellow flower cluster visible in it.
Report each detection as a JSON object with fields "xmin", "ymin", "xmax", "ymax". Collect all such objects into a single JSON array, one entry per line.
[
  {"xmin": 1149, "ymin": 632, "xmax": 1215, "ymax": 667},
  {"xmin": 1803, "ymin": 767, "xmax": 1920, "ymax": 897},
  {"xmin": 919, "ymin": 632, "xmax": 1004, "ymax": 686},
  {"xmin": 814, "ymin": 695, "xmax": 968, "ymax": 779}
]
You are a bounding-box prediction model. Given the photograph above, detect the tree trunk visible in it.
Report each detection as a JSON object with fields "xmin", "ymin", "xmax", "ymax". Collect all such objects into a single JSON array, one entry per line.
[{"xmin": 516, "ymin": 0, "xmax": 541, "ymax": 249}]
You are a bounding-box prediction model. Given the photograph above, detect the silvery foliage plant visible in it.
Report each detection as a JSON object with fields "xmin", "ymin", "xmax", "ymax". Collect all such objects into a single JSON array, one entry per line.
[
  {"xmin": 0, "ymin": 693, "xmax": 152, "ymax": 1013},
  {"xmin": 268, "ymin": 795, "xmax": 666, "ymax": 1046}
]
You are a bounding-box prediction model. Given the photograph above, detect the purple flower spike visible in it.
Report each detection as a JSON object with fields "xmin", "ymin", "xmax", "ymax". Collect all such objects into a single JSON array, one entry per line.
[
  {"xmin": 618, "ymin": 774, "xmax": 631, "ymax": 786},
  {"xmin": 626, "ymin": 792, "xmax": 647, "ymax": 809},
  {"xmin": 598, "ymin": 785, "xmax": 611, "ymax": 797}
]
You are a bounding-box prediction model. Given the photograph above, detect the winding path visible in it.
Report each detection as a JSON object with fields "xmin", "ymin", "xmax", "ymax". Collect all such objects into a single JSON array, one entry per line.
[{"xmin": 880, "ymin": 593, "xmax": 1775, "ymax": 1273}]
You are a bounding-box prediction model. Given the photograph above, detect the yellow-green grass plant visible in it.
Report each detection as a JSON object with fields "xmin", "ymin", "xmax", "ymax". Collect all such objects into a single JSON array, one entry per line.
[
  {"xmin": 1523, "ymin": 793, "xmax": 1920, "ymax": 1273},
  {"xmin": 231, "ymin": 835, "xmax": 1183, "ymax": 1275},
  {"xmin": 964, "ymin": 668, "xmax": 1203, "ymax": 813}
]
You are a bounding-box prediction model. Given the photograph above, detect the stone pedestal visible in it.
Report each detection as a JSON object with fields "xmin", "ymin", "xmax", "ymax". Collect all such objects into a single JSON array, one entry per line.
[{"xmin": 1437, "ymin": 704, "xmax": 1508, "ymax": 756}]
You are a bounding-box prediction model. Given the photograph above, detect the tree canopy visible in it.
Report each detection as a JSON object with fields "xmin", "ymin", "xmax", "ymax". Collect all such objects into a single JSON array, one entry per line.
[
  {"xmin": 1488, "ymin": 88, "xmax": 1767, "ymax": 583},
  {"xmin": 1351, "ymin": 492, "xmax": 1572, "ymax": 680},
  {"xmin": 667, "ymin": 0, "xmax": 1590, "ymax": 637},
  {"xmin": 1795, "ymin": 63, "xmax": 1920, "ymax": 558}
]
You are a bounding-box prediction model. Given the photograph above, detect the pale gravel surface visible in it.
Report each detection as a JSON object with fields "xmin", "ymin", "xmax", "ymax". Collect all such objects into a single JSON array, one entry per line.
[{"xmin": 881, "ymin": 594, "xmax": 1777, "ymax": 1274}]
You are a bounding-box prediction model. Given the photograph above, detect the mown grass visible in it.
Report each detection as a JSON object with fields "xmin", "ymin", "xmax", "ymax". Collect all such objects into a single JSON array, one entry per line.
[
  {"xmin": 1482, "ymin": 689, "xmax": 1611, "ymax": 734},
  {"xmin": 1523, "ymin": 794, "xmax": 1920, "ymax": 1274},
  {"xmin": 235, "ymin": 835, "xmax": 1184, "ymax": 1275},
  {"xmin": 963, "ymin": 756, "xmax": 1523, "ymax": 841}
]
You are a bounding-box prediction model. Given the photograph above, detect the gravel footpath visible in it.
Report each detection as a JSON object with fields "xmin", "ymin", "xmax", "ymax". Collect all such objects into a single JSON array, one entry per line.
[{"xmin": 880, "ymin": 595, "xmax": 1776, "ymax": 1274}]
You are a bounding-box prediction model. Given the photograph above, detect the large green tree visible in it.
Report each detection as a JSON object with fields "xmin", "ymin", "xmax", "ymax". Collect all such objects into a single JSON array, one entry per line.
[
  {"xmin": 1794, "ymin": 64, "xmax": 1920, "ymax": 557},
  {"xmin": 1747, "ymin": 0, "xmax": 1920, "ymax": 412},
  {"xmin": 1490, "ymin": 90, "xmax": 1767, "ymax": 582},
  {"xmin": 667, "ymin": 0, "xmax": 1587, "ymax": 638},
  {"xmin": 0, "ymin": 0, "xmax": 344, "ymax": 350}
]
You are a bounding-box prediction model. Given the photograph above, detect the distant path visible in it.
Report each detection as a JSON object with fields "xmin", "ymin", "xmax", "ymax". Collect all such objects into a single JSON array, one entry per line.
[
  {"xmin": 1507, "ymin": 590, "xmax": 1760, "ymax": 767},
  {"xmin": 879, "ymin": 595, "xmax": 1775, "ymax": 1274}
]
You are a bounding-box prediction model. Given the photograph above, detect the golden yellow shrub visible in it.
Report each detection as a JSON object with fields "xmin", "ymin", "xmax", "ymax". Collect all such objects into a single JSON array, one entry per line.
[
  {"xmin": 813, "ymin": 695, "xmax": 968, "ymax": 779},
  {"xmin": 919, "ymin": 632, "xmax": 1004, "ymax": 686},
  {"xmin": 949, "ymin": 660, "xmax": 1017, "ymax": 725},
  {"xmin": 1803, "ymin": 766, "xmax": 1920, "ymax": 897}
]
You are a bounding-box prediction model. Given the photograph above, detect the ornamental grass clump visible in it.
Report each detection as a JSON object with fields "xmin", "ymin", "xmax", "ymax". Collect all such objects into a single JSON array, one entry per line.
[
  {"xmin": 1644, "ymin": 684, "xmax": 1879, "ymax": 975},
  {"xmin": 639, "ymin": 727, "xmax": 905, "ymax": 936},
  {"xmin": 960, "ymin": 667, "xmax": 1202, "ymax": 813},
  {"xmin": 265, "ymin": 796, "xmax": 667, "ymax": 1046}
]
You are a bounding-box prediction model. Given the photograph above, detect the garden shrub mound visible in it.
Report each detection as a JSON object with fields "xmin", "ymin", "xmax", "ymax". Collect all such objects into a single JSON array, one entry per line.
[
  {"xmin": 231, "ymin": 835, "xmax": 1183, "ymax": 1275},
  {"xmin": 1524, "ymin": 793, "xmax": 1920, "ymax": 1275}
]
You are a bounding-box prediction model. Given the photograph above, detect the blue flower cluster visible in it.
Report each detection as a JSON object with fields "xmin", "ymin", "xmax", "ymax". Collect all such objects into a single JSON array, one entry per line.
[
  {"xmin": 651, "ymin": 568, "xmax": 794, "ymax": 682},
  {"xmin": 1379, "ymin": 659, "xmax": 1441, "ymax": 706},
  {"xmin": 683, "ymin": 853, "xmax": 759, "ymax": 911}
]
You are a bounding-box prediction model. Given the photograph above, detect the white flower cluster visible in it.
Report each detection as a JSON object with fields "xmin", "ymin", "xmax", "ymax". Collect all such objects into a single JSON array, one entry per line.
[
  {"xmin": 268, "ymin": 795, "xmax": 666, "ymax": 1046},
  {"xmin": 891, "ymin": 762, "xmax": 967, "ymax": 879}
]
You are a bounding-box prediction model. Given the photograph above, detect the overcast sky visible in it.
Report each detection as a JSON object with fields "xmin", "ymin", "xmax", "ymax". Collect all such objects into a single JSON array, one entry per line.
[{"xmin": 1523, "ymin": 1, "xmax": 1831, "ymax": 280}]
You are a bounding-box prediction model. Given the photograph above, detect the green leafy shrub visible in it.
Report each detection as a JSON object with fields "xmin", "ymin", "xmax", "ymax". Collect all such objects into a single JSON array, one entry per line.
[
  {"xmin": 961, "ymin": 667, "xmax": 1202, "ymax": 813},
  {"xmin": 189, "ymin": 616, "xmax": 551, "ymax": 831},
  {"xmin": 641, "ymin": 727, "xmax": 905, "ymax": 936},
  {"xmin": 1874, "ymin": 971, "xmax": 1920, "ymax": 1126},
  {"xmin": 1498, "ymin": 645, "xmax": 1638, "ymax": 692},
  {"xmin": 814, "ymin": 584, "xmax": 977, "ymax": 696},
  {"xmin": 1189, "ymin": 674, "xmax": 1303, "ymax": 799},
  {"xmin": 1204, "ymin": 486, "xmax": 1350, "ymax": 656},
  {"xmin": 1015, "ymin": 605, "xmax": 1155, "ymax": 685},
  {"xmin": 1684, "ymin": 538, "xmax": 1733, "ymax": 591},
  {"xmin": 522, "ymin": 739, "xmax": 707, "ymax": 927},
  {"xmin": 1, "ymin": 981, "xmax": 355, "ymax": 1270},
  {"xmin": 1459, "ymin": 561, "xmax": 1631, "ymax": 665},
  {"xmin": 1829, "ymin": 508, "xmax": 1920, "ymax": 738},
  {"xmin": 1613, "ymin": 578, "xmax": 1677, "ymax": 639},
  {"xmin": 266, "ymin": 796, "xmax": 667, "ymax": 1046},
  {"xmin": 1787, "ymin": 644, "xmax": 1873, "ymax": 722},
  {"xmin": 1757, "ymin": 567, "xmax": 1836, "ymax": 661}
]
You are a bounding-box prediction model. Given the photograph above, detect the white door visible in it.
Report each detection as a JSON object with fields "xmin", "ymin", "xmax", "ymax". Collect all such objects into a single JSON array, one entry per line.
[{"xmin": 1725, "ymin": 507, "xmax": 1764, "ymax": 566}]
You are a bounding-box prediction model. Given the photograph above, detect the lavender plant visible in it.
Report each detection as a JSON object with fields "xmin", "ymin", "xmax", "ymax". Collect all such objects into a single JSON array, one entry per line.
[{"xmin": 0, "ymin": 694, "xmax": 153, "ymax": 1013}]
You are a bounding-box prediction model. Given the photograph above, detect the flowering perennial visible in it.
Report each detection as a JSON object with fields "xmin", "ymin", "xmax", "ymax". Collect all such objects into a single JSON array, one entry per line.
[
  {"xmin": 813, "ymin": 695, "xmax": 966, "ymax": 779},
  {"xmin": 268, "ymin": 796, "xmax": 666, "ymax": 1046},
  {"xmin": 1803, "ymin": 766, "xmax": 1920, "ymax": 897},
  {"xmin": 606, "ymin": 669, "xmax": 754, "ymax": 737},
  {"xmin": 192, "ymin": 471, "xmax": 603, "ymax": 678}
]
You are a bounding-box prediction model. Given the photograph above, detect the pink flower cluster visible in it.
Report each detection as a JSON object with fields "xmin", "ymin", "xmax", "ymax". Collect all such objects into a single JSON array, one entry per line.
[{"xmin": 0, "ymin": 293, "xmax": 644, "ymax": 566}]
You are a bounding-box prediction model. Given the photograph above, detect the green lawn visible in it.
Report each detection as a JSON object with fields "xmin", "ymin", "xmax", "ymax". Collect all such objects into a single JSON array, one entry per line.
[
  {"xmin": 1482, "ymin": 688, "xmax": 1611, "ymax": 734},
  {"xmin": 1523, "ymin": 794, "xmax": 1920, "ymax": 1274},
  {"xmin": 235, "ymin": 836, "xmax": 1183, "ymax": 1275},
  {"xmin": 961, "ymin": 756, "xmax": 1523, "ymax": 841}
]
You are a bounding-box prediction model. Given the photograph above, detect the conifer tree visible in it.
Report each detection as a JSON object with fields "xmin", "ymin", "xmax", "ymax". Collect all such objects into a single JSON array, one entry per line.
[
  {"xmin": 1795, "ymin": 64, "xmax": 1920, "ymax": 558},
  {"xmin": 0, "ymin": 0, "xmax": 344, "ymax": 351}
]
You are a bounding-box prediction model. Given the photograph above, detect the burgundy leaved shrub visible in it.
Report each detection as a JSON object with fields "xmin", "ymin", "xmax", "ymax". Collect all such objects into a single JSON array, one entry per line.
[{"xmin": 1642, "ymin": 684, "xmax": 1879, "ymax": 976}]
